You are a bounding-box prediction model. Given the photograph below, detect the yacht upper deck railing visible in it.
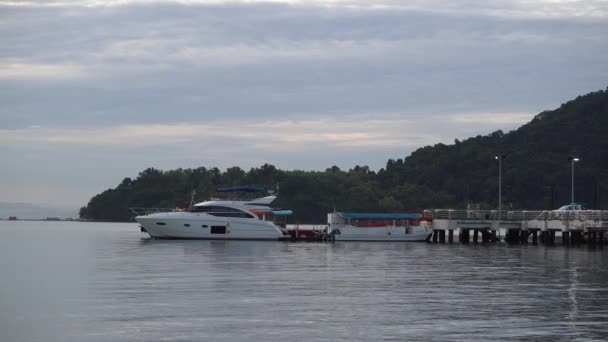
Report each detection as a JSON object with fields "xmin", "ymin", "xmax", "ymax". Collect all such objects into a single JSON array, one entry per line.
[
  {"xmin": 128, "ymin": 208, "xmax": 181, "ymax": 216},
  {"xmin": 423, "ymin": 209, "xmax": 608, "ymax": 221}
]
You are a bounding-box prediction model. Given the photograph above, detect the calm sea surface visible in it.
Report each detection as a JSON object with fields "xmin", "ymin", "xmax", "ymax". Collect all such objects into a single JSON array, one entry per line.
[{"xmin": 1, "ymin": 221, "xmax": 607, "ymax": 342}]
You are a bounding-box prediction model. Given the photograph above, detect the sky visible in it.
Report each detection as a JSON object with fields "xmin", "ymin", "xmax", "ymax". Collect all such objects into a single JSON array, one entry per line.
[{"xmin": 1, "ymin": 0, "xmax": 607, "ymax": 209}]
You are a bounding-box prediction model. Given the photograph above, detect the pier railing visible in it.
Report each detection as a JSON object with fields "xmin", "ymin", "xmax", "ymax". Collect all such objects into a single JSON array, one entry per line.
[{"xmin": 423, "ymin": 209, "xmax": 608, "ymax": 222}]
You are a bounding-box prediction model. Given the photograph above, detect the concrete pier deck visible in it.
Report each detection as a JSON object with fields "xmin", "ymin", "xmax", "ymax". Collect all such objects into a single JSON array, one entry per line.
[{"xmin": 425, "ymin": 209, "xmax": 608, "ymax": 244}]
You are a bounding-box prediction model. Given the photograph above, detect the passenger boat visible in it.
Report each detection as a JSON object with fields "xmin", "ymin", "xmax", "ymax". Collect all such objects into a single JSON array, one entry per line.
[
  {"xmin": 132, "ymin": 187, "xmax": 292, "ymax": 240},
  {"xmin": 327, "ymin": 212, "xmax": 431, "ymax": 241}
]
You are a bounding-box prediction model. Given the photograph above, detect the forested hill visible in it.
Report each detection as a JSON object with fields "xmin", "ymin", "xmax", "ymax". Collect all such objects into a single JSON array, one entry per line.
[{"xmin": 80, "ymin": 87, "xmax": 608, "ymax": 222}]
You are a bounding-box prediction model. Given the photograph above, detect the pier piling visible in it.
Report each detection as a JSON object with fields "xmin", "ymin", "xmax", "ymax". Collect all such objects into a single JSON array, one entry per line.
[
  {"xmin": 540, "ymin": 231, "xmax": 553, "ymax": 245},
  {"xmin": 570, "ymin": 231, "xmax": 578, "ymax": 244},
  {"xmin": 505, "ymin": 229, "xmax": 520, "ymax": 244},
  {"xmin": 589, "ymin": 232, "xmax": 598, "ymax": 244},
  {"xmin": 439, "ymin": 230, "xmax": 446, "ymax": 243},
  {"xmin": 481, "ymin": 230, "xmax": 489, "ymax": 243},
  {"xmin": 520, "ymin": 230, "xmax": 529, "ymax": 244},
  {"xmin": 461, "ymin": 229, "xmax": 470, "ymax": 243}
]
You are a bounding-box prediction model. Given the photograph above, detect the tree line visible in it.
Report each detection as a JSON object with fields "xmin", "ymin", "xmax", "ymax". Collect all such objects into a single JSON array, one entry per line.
[{"xmin": 80, "ymin": 87, "xmax": 608, "ymax": 222}]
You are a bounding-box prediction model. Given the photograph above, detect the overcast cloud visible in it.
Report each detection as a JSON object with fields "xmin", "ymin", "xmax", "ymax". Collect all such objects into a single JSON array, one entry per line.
[{"xmin": 1, "ymin": 0, "xmax": 607, "ymax": 208}]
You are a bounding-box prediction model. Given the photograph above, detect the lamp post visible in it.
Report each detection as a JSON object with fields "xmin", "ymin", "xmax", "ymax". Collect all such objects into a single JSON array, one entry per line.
[
  {"xmin": 568, "ymin": 157, "xmax": 580, "ymax": 205},
  {"xmin": 547, "ymin": 184, "xmax": 555, "ymax": 210},
  {"xmin": 495, "ymin": 154, "xmax": 506, "ymax": 220}
]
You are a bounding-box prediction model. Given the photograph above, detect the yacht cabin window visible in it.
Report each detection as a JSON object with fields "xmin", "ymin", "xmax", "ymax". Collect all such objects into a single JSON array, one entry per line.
[{"xmin": 190, "ymin": 205, "xmax": 254, "ymax": 218}]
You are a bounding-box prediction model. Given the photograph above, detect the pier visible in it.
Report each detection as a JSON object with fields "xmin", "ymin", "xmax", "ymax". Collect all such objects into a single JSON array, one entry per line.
[{"xmin": 425, "ymin": 209, "xmax": 608, "ymax": 245}]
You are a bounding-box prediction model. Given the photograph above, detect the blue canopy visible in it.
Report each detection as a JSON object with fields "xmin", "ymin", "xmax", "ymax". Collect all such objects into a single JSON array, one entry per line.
[
  {"xmin": 269, "ymin": 210, "xmax": 293, "ymax": 216},
  {"xmin": 217, "ymin": 186, "xmax": 265, "ymax": 193},
  {"xmin": 338, "ymin": 212, "xmax": 421, "ymax": 220}
]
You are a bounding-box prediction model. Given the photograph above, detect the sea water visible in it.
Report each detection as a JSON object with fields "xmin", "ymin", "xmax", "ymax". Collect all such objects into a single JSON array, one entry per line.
[{"xmin": 1, "ymin": 221, "xmax": 607, "ymax": 341}]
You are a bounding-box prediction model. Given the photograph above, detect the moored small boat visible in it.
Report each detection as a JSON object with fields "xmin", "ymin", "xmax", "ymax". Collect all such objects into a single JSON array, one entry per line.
[{"xmin": 327, "ymin": 212, "xmax": 431, "ymax": 241}]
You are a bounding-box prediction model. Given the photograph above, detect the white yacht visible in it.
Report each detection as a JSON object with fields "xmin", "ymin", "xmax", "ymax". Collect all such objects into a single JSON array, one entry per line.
[
  {"xmin": 133, "ymin": 187, "xmax": 291, "ymax": 240},
  {"xmin": 327, "ymin": 212, "xmax": 431, "ymax": 241}
]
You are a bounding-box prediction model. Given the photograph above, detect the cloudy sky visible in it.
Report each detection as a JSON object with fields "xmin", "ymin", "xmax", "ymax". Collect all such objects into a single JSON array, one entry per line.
[{"xmin": 1, "ymin": 0, "xmax": 607, "ymax": 209}]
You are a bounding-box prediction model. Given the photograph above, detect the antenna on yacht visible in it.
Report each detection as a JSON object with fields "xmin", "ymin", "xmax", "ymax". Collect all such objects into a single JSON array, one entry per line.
[{"xmin": 189, "ymin": 189, "xmax": 197, "ymax": 208}]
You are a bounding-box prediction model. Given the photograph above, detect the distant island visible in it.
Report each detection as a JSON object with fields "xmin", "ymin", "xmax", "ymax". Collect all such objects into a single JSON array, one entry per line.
[
  {"xmin": 0, "ymin": 202, "xmax": 78, "ymax": 221},
  {"xmin": 1, "ymin": 217, "xmax": 76, "ymax": 222},
  {"xmin": 80, "ymin": 87, "xmax": 608, "ymax": 223}
]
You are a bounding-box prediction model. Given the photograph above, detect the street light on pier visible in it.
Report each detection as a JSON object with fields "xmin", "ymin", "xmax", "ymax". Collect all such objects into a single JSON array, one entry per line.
[
  {"xmin": 568, "ymin": 157, "xmax": 580, "ymax": 205},
  {"xmin": 495, "ymin": 154, "xmax": 506, "ymax": 221}
]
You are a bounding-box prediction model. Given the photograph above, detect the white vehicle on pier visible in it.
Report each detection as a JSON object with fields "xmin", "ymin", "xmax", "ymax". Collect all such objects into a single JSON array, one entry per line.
[
  {"xmin": 132, "ymin": 187, "xmax": 291, "ymax": 240},
  {"xmin": 327, "ymin": 212, "xmax": 431, "ymax": 241},
  {"xmin": 553, "ymin": 203, "xmax": 587, "ymax": 212}
]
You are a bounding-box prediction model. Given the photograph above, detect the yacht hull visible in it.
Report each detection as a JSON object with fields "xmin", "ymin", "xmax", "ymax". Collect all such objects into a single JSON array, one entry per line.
[{"xmin": 136, "ymin": 212, "xmax": 288, "ymax": 240}]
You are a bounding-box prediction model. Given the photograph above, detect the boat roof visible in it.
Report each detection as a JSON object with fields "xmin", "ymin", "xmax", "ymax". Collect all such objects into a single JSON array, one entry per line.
[
  {"xmin": 338, "ymin": 212, "xmax": 421, "ymax": 220},
  {"xmin": 217, "ymin": 186, "xmax": 265, "ymax": 193},
  {"xmin": 251, "ymin": 209, "xmax": 293, "ymax": 216},
  {"xmin": 194, "ymin": 195, "xmax": 277, "ymax": 207}
]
